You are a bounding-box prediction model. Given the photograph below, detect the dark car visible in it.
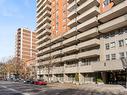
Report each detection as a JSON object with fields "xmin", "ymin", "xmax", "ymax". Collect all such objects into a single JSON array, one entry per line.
[
  {"xmin": 24, "ymin": 80, "xmax": 34, "ymax": 84},
  {"xmin": 34, "ymin": 80, "xmax": 47, "ymax": 85}
]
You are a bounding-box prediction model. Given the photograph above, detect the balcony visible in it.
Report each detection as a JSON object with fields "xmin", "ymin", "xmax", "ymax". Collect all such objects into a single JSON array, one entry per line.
[
  {"xmin": 64, "ymin": 65, "xmax": 78, "ymax": 74},
  {"xmin": 77, "ymin": 17, "xmax": 99, "ymax": 32},
  {"xmin": 62, "ymin": 54, "xmax": 77, "ymax": 62},
  {"xmin": 37, "ymin": 0, "xmax": 43, "ymax": 8},
  {"xmin": 77, "ymin": 28, "xmax": 98, "ymax": 41},
  {"xmin": 98, "ymin": 14, "xmax": 127, "ymax": 33},
  {"xmin": 37, "ymin": 4, "xmax": 51, "ymax": 18},
  {"xmin": 50, "ymin": 35, "xmax": 63, "ymax": 44},
  {"xmin": 38, "ymin": 50, "xmax": 43, "ymax": 55},
  {"xmin": 113, "ymin": 0, "xmax": 125, "ymax": 5},
  {"xmin": 63, "ymin": 36, "xmax": 77, "ymax": 46},
  {"xmin": 67, "ymin": 0, "xmax": 80, "ymax": 11},
  {"xmin": 37, "ymin": 0, "xmax": 51, "ymax": 13},
  {"xmin": 63, "ymin": 27, "xmax": 77, "ymax": 38},
  {"xmin": 37, "ymin": 0, "xmax": 49, "ymax": 8},
  {"xmin": 51, "ymin": 50, "xmax": 61, "ymax": 57},
  {"xmin": 37, "ymin": 40, "xmax": 51, "ymax": 50},
  {"xmin": 68, "ymin": 0, "xmax": 99, "ymax": 19},
  {"xmin": 37, "ymin": 10, "xmax": 51, "ymax": 24},
  {"xmin": 62, "ymin": 45, "xmax": 77, "ymax": 54},
  {"xmin": 98, "ymin": 0, "xmax": 127, "ymax": 23},
  {"xmin": 77, "ymin": 0, "xmax": 99, "ymax": 14},
  {"xmin": 93, "ymin": 60, "xmax": 124, "ymax": 71},
  {"xmin": 52, "ymin": 58, "xmax": 62, "ymax": 64},
  {"xmin": 79, "ymin": 65, "xmax": 93, "ymax": 73},
  {"xmin": 51, "ymin": 42, "xmax": 62, "ymax": 51},
  {"xmin": 68, "ymin": 6, "xmax": 100, "ymax": 28},
  {"xmin": 68, "ymin": 10, "xmax": 78, "ymax": 20},
  {"xmin": 41, "ymin": 53, "xmax": 50, "ymax": 60},
  {"xmin": 36, "ymin": 23, "xmax": 51, "ymax": 33},
  {"xmin": 67, "ymin": 18, "xmax": 77, "ymax": 28},
  {"xmin": 78, "ymin": 49, "xmax": 100, "ymax": 59},
  {"xmin": 37, "ymin": 17, "xmax": 51, "ymax": 29},
  {"xmin": 37, "ymin": 29, "xmax": 50, "ymax": 39},
  {"xmin": 42, "ymin": 47, "xmax": 51, "ymax": 54},
  {"xmin": 77, "ymin": 6, "xmax": 100, "ymax": 23},
  {"xmin": 52, "ymin": 66, "xmax": 64, "ymax": 74},
  {"xmin": 78, "ymin": 39, "xmax": 100, "ymax": 50},
  {"xmin": 67, "ymin": 0, "xmax": 73, "ymax": 4},
  {"xmin": 36, "ymin": 35, "xmax": 50, "ymax": 44}
]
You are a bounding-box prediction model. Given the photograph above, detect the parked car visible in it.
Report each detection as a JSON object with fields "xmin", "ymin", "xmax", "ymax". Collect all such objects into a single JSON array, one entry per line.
[
  {"xmin": 24, "ymin": 79, "xmax": 34, "ymax": 84},
  {"xmin": 34, "ymin": 80, "xmax": 47, "ymax": 85},
  {"xmin": 14, "ymin": 78, "xmax": 20, "ymax": 82}
]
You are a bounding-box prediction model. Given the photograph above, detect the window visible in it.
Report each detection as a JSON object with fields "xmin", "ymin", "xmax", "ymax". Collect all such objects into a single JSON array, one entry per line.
[
  {"xmin": 103, "ymin": 33, "xmax": 109, "ymax": 39},
  {"xmin": 106, "ymin": 55, "xmax": 110, "ymax": 60},
  {"xmin": 119, "ymin": 52, "xmax": 125, "ymax": 59},
  {"xmin": 105, "ymin": 43, "xmax": 110, "ymax": 50},
  {"xmin": 119, "ymin": 40, "xmax": 124, "ymax": 47},
  {"xmin": 111, "ymin": 54, "xmax": 116, "ymax": 60},
  {"xmin": 110, "ymin": 32, "xmax": 115, "ymax": 37},
  {"xmin": 125, "ymin": 39, "xmax": 127, "ymax": 45},
  {"xmin": 103, "ymin": 0, "xmax": 111, "ymax": 6},
  {"xmin": 110, "ymin": 42, "xmax": 115, "ymax": 48},
  {"xmin": 123, "ymin": 27, "xmax": 127, "ymax": 33}
]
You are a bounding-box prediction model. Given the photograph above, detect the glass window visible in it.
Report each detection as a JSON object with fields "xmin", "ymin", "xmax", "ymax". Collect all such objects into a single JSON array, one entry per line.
[
  {"xmin": 123, "ymin": 27, "xmax": 127, "ymax": 33},
  {"xmin": 106, "ymin": 55, "xmax": 110, "ymax": 60},
  {"xmin": 111, "ymin": 54, "xmax": 116, "ymax": 60},
  {"xmin": 110, "ymin": 32, "xmax": 115, "ymax": 37},
  {"xmin": 119, "ymin": 40, "xmax": 124, "ymax": 47},
  {"xmin": 105, "ymin": 43, "xmax": 110, "ymax": 50},
  {"xmin": 125, "ymin": 39, "xmax": 127, "ymax": 45},
  {"xmin": 103, "ymin": 0, "xmax": 111, "ymax": 6},
  {"xmin": 119, "ymin": 52, "xmax": 125, "ymax": 59},
  {"xmin": 110, "ymin": 42, "xmax": 115, "ymax": 48}
]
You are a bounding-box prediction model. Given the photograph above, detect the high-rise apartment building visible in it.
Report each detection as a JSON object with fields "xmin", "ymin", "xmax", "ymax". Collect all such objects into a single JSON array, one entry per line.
[
  {"xmin": 16, "ymin": 28, "xmax": 36, "ymax": 65},
  {"xmin": 36, "ymin": 0, "xmax": 127, "ymax": 86}
]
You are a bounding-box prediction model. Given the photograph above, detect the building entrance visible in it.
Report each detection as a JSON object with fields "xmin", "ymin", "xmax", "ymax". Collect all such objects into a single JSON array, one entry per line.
[{"xmin": 106, "ymin": 71, "xmax": 126, "ymax": 87}]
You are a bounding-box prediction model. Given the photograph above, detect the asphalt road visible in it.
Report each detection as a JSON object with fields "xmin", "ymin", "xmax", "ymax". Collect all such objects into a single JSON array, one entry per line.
[
  {"xmin": 0, "ymin": 81, "xmax": 49, "ymax": 95},
  {"xmin": 0, "ymin": 81, "xmax": 123, "ymax": 95}
]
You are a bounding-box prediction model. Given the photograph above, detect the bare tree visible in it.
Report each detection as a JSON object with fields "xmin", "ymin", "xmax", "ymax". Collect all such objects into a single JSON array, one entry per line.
[{"xmin": 47, "ymin": 55, "xmax": 56, "ymax": 82}]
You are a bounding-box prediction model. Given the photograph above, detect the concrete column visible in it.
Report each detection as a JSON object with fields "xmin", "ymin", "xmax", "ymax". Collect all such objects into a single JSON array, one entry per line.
[
  {"xmin": 63, "ymin": 63, "xmax": 67, "ymax": 82},
  {"xmin": 52, "ymin": 74, "xmax": 56, "ymax": 82},
  {"xmin": 125, "ymin": 68, "xmax": 127, "ymax": 88},
  {"xmin": 78, "ymin": 60, "xmax": 85, "ymax": 84},
  {"xmin": 43, "ymin": 75, "xmax": 46, "ymax": 81},
  {"xmin": 101, "ymin": 72, "xmax": 107, "ymax": 84},
  {"xmin": 79, "ymin": 73, "xmax": 84, "ymax": 84},
  {"xmin": 64, "ymin": 74, "xmax": 68, "ymax": 83}
]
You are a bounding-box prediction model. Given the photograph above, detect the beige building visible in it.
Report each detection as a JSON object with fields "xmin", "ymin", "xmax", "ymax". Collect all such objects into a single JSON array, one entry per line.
[
  {"xmin": 36, "ymin": 0, "xmax": 127, "ymax": 86},
  {"xmin": 16, "ymin": 28, "xmax": 36, "ymax": 65}
]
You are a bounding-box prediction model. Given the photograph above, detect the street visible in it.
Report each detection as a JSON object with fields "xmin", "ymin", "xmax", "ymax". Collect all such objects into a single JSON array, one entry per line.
[
  {"xmin": 0, "ymin": 81, "xmax": 126, "ymax": 95},
  {"xmin": 0, "ymin": 81, "xmax": 49, "ymax": 95},
  {"xmin": 0, "ymin": 81, "xmax": 100, "ymax": 95}
]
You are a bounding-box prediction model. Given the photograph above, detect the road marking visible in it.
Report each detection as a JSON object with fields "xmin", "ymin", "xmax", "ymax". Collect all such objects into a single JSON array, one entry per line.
[
  {"xmin": 1, "ymin": 85, "xmax": 21, "ymax": 93},
  {"xmin": 8, "ymin": 88, "xmax": 20, "ymax": 92},
  {"xmin": 1, "ymin": 85, "xmax": 7, "ymax": 88},
  {"xmin": 22, "ymin": 93, "xmax": 31, "ymax": 95}
]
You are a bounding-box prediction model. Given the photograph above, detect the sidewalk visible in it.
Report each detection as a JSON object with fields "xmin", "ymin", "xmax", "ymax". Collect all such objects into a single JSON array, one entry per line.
[{"xmin": 47, "ymin": 83, "xmax": 127, "ymax": 95}]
